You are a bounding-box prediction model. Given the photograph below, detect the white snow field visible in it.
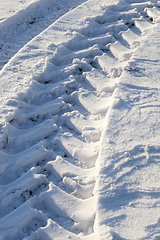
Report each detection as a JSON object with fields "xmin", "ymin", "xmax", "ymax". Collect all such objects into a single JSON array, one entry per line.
[{"xmin": 0, "ymin": 0, "xmax": 160, "ymax": 239}]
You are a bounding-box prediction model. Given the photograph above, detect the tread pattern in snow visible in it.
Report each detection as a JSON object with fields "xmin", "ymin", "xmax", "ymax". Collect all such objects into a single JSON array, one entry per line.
[{"xmin": 0, "ymin": 1, "xmax": 159, "ymax": 239}]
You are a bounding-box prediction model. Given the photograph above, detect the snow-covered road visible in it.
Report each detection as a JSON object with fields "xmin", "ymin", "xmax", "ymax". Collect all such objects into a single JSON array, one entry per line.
[{"xmin": 0, "ymin": 0, "xmax": 160, "ymax": 239}]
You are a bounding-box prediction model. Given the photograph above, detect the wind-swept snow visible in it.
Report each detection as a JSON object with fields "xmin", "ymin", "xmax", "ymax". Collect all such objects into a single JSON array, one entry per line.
[{"xmin": 0, "ymin": 0, "xmax": 160, "ymax": 239}]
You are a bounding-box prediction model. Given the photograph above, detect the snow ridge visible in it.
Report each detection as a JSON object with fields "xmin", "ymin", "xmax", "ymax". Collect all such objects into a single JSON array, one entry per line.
[
  {"xmin": 0, "ymin": 0, "xmax": 86, "ymax": 70},
  {"xmin": 0, "ymin": 0, "xmax": 159, "ymax": 239}
]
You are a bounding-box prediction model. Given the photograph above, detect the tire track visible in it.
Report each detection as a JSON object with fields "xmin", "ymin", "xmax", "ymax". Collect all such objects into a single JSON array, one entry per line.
[{"xmin": 0, "ymin": 1, "xmax": 159, "ymax": 239}]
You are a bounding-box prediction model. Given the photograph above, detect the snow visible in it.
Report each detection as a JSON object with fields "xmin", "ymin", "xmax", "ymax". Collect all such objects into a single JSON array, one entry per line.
[
  {"xmin": 0, "ymin": 0, "xmax": 87, "ymax": 70},
  {"xmin": 0, "ymin": 0, "xmax": 41, "ymax": 22},
  {"xmin": 0, "ymin": 0, "xmax": 160, "ymax": 239}
]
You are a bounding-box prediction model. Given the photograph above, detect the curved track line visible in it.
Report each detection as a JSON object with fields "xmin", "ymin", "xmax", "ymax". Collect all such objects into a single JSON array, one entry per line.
[{"xmin": 0, "ymin": 0, "xmax": 159, "ymax": 239}]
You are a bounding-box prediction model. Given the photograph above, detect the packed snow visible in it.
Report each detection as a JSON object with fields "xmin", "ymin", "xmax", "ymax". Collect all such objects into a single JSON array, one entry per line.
[{"xmin": 0, "ymin": 0, "xmax": 160, "ymax": 239}]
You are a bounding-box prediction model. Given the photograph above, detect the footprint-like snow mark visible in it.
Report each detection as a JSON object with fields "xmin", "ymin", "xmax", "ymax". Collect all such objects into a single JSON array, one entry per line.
[
  {"xmin": 57, "ymin": 45, "xmax": 102, "ymax": 66},
  {"xmin": 0, "ymin": 167, "xmax": 48, "ymax": 218},
  {"xmin": 0, "ymin": 197, "xmax": 47, "ymax": 240},
  {"xmin": 7, "ymin": 98, "xmax": 63, "ymax": 131},
  {"xmin": 46, "ymin": 156, "xmax": 97, "ymax": 199},
  {"xmin": 38, "ymin": 182, "xmax": 96, "ymax": 233},
  {"xmin": 0, "ymin": 141, "xmax": 52, "ymax": 184},
  {"xmin": 77, "ymin": 89, "xmax": 113, "ymax": 115},
  {"xmin": 26, "ymin": 78, "xmax": 79, "ymax": 105},
  {"xmin": 0, "ymin": 1, "xmax": 158, "ymax": 239},
  {"xmin": 6, "ymin": 119, "xmax": 57, "ymax": 152},
  {"xmin": 54, "ymin": 133, "xmax": 99, "ymax": 168},
  {"xmin": 120, "ymin": 28, "xmax": 142, "ymax": 46},
  {"xmin": 109, "ymin": 42, "xmax": 133, "ymax": 61}
]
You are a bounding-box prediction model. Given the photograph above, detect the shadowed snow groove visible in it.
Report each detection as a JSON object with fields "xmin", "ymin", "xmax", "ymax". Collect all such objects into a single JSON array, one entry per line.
[{"xmin": 0, "ymin": 0, "xmax": 159, "ymax": 239}]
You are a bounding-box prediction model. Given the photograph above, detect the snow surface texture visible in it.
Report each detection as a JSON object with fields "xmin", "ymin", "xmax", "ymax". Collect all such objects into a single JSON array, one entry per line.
[
  {"xmin": 0, "ymin": 0, "xmax": 160, "ymax": 239},
  {"xmin": 0, "ymin": 0, "xmax": 86, "ymax": 70},
  {"xmin": 0, "ymin": 0, "xmax": 40, "ymax": 21}
]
